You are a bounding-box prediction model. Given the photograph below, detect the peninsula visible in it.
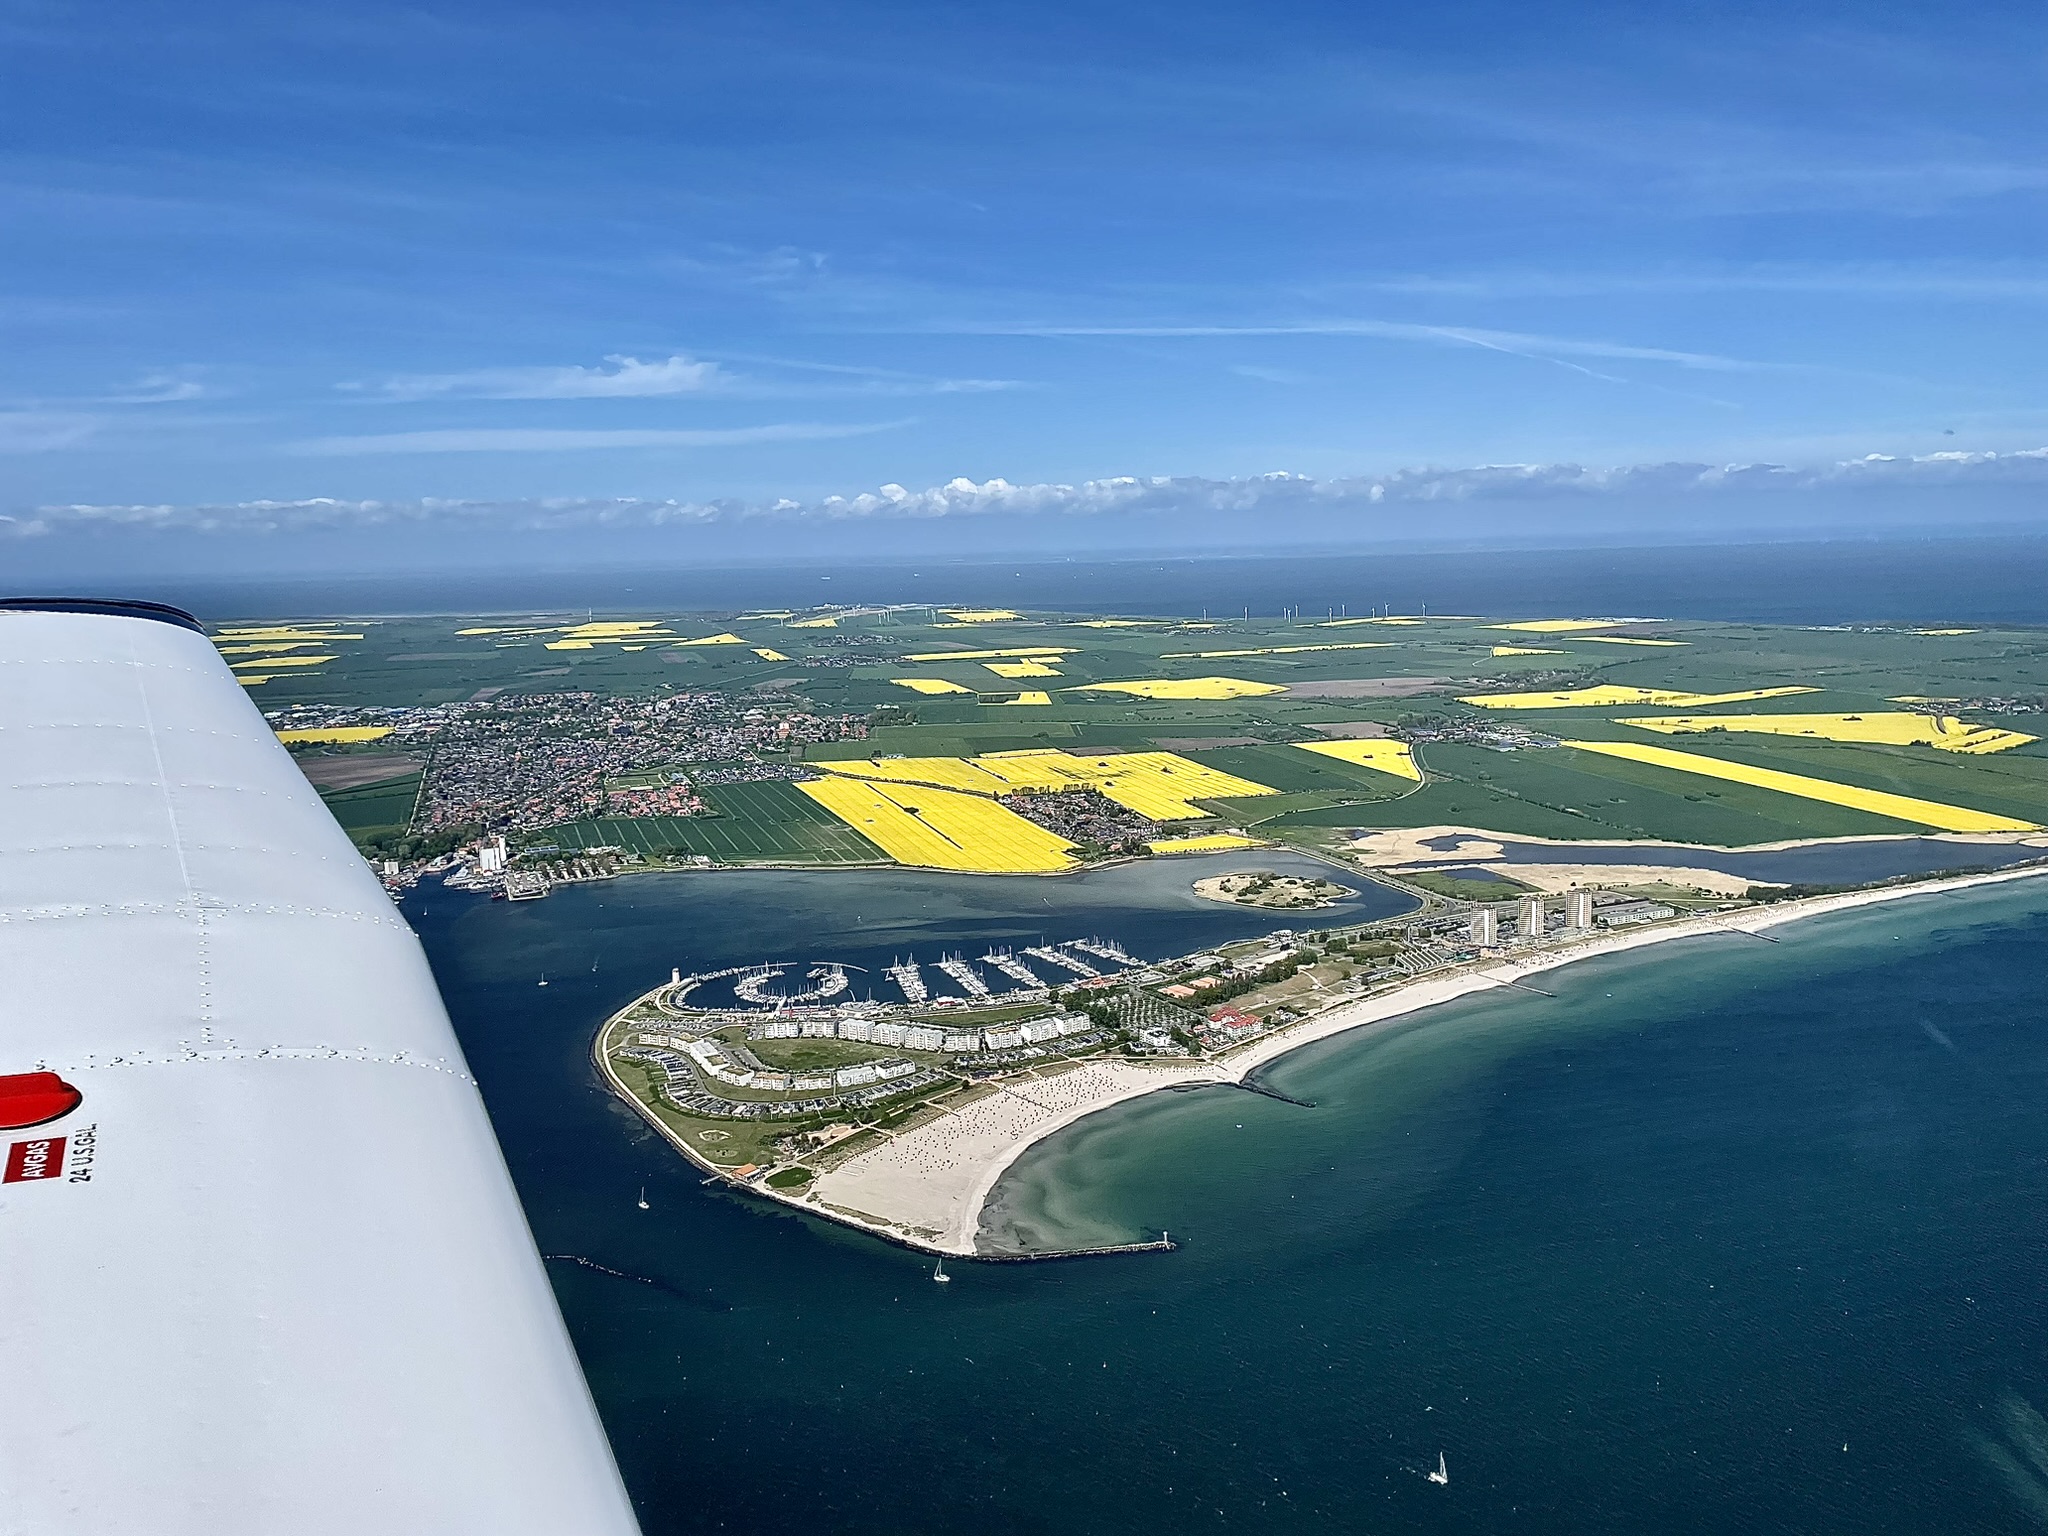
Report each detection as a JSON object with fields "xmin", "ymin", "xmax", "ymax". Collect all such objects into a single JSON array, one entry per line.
[{"xmin": 595, "ymin": 855, "xmax": 2048, "ymax": 1258}]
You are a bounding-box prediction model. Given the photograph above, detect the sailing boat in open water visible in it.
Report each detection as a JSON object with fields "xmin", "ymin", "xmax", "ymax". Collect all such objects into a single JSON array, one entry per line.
[
  {"xmin": 636, "ymin": 1187, "xmax": 649, "ymax": 1210},
  {"xmin": 932, "ymin": 1259, "xmax": 950, "ymax": 1284},
  {"xmin": 1426, "ymin": 1453, "xmax": 1448, "ymax": 1485}
]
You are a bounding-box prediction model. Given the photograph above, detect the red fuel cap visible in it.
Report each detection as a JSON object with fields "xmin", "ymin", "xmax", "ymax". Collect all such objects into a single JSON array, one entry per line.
[{"xmin": 0, "ymin": 1072, "xmax": 83, "ymax": 1130}]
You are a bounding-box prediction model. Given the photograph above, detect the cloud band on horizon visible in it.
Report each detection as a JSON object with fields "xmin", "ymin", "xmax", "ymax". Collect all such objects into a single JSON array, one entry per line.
[{"xmin": 16, "ymin": 443, "xmax": 2047, "ymax": 536}]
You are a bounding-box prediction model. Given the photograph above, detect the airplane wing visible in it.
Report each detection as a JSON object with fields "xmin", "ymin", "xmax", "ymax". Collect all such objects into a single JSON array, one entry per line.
[{"xmin": 0, "ymin": 599, "xmax": 641, "ymax": 1535}]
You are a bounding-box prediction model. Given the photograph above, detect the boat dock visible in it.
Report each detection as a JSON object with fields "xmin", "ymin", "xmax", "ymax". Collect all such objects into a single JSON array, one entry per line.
[
  {"xmin": 1025, "ymin": 944, "xmax": 1099, "ymax": 978},
  {"xmin": 1070, "ymin": 937, "xmax": 1137, "ymax": 965},
  {"xmin": 981, "ymin": 948, "xmax": 1042, "ymax": 986},
  {"xmin": 885, "ymin": 958, "xmax": 928, "ymax": 1003},
  {"xmin": 935, "ymin": 954, "xmax": 990, "ymax": 997}
]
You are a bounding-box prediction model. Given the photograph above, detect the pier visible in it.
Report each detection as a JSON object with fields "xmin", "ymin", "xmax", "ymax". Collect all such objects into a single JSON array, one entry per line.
[
  {"xmin": 1025, "ymin": 944, "xmax": 1099, "ymax": 978},
  {"xmin": 971, "ymin": 1236, "xmax": 1178, "ymax": 1263},
  {"xmin": 982, "ymin": 948, "xmax": 1042, "ymax": 986},
  {"xmin": 886, "ymin": 957, "xmax": 928, "ymax": 1003},
  {"xmin": 1238, "ymin": 1079, "xmax": 1317, "ymax": 1109},
  {"xmin": 935, "ymin": 954, "xmax": 991, "ymax": 997},
  {"xmin": 1070, "ymin": 937, "xmax": 1138, "ymax": 965}
]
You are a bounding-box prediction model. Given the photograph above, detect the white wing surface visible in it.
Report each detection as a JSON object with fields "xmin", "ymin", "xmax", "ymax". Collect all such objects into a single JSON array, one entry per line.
[{"xmin": 0, "ymin": 602, "xmax": 641, "ymax": 1536}]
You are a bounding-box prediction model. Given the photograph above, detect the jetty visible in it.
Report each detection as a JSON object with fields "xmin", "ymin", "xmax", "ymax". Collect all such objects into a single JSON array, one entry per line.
[
  {"xmin": 1025, "ymin": 944, "xmax": 1098, "ymax": 978},
  {"xmin": 731, "ymin": 967, "xmax": 787, "ymax": 1005},
  {"xmin": 935, "ymin": 954, "xmax": 990, "ymax": 997},
  {"xmin": 885, "ymin": 957, "xmax": 928, "ymax": 1003},
  {"xmin": 1070, "ymin": 937, "xmax": 1137, "ymax": 966},
  {"xmin": 981, "ymin": 948, "xmax": 1042, "ymax": 986},
  {"xmin": 806, "ymin": 963, "xmax": 851, "ymax": 999}
]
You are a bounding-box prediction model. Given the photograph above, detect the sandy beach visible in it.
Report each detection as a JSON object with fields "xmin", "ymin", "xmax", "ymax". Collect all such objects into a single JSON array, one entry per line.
[{"xmin": 793, "ymin": 860, "xmax": 2048, "ymax": 1255}]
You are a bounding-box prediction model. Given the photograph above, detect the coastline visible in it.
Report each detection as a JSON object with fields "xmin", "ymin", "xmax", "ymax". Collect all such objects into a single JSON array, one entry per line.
[{"xmin": 613, "ymin": 860, "xmax": 2048, "ymax": 1259}]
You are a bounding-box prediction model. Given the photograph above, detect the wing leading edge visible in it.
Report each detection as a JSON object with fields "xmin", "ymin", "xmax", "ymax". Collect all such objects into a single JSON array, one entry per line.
[{"xmin": 0, "ymin": 602, "xmax": 640, "ymax": 1535}]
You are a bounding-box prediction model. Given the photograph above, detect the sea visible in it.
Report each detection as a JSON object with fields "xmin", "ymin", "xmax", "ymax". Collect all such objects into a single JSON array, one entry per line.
[
  {"xmin": 408, "ymin": 852, "xmax": 2048, "ymax": 1535},
  {"xmin": 154, "ymin": 531, "xmax": 2048, "ymax": 627}
]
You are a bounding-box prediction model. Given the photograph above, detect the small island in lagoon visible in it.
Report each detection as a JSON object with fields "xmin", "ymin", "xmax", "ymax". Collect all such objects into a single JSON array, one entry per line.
[{"xmin": 1192, "ymin": 870, "xmax": 1356, "ymax": 908}]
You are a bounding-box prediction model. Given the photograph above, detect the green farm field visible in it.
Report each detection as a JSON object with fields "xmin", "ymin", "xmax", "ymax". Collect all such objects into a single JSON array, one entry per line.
[
  {"xmin": 550, "ymin": 781, "xmax": 887, "ymax": 864},
  {"xmin": 319, "ymin": 772, "xmax": 423, "ymax": 840},
  {"xmin": 235, "ymin": 606, "xmax": 2047, "ymax": 859}
]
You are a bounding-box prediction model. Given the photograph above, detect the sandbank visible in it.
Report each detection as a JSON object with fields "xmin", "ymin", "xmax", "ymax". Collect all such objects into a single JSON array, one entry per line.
[
  {"xmin": 1486, "ymin": 862, "xmax": 1759, "ymax": 896},
  {"xmin": 1341, "ymin": 824, "xmax": 2046, "ymax": 868}
]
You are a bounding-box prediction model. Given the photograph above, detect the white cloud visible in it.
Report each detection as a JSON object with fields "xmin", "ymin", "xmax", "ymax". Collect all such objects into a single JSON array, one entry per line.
[
  {"xmin": 285, "ymin": 419, "xmax": 912, "ymax": 455},
  {"xmin": 364, "ymin": 354, "xmax": 727, "ymax": 401},
  {"xmin": 25, "ymin": 443, "xmax": 2048, "ymax": 536},
  {"xmin": 943, "ymin": 319, "xmax": 1758, "ymax": 373},
  {"xmin": 104, "ymin": 374, "xmax": 208, "ymax": 404},
  {"xmin": 0, "ymin": 412, "xmax": 100, "ymax": 453},
  {"xmin": 359, "ymin": 351, "xmax": 1023, "ymax": 401}
]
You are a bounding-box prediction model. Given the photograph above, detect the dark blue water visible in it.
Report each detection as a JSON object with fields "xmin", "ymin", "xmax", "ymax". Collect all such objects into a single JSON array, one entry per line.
[
  {"xmin": 152, "ymin": 535, "xmax": 2048, "ymax": 627},
  {"xmin": 412, "ymin": 859, "xmax": 2048, "ymax": 1534}
]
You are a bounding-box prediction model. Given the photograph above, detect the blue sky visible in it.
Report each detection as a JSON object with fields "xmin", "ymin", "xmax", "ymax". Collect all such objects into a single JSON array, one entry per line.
[{"xmin": 4, "ymin": 0, "xmax": 2047, "ymax": 572}]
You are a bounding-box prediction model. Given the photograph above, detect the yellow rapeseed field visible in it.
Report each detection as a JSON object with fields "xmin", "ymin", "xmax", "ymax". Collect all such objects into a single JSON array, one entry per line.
[
  {"xmin": 1491, "ymin": 646, "xmax": 1563, "ymax": 656},
  {"xmin": 1159, "ymin": 642, "xmax": 1395, "ymax": 659},
  {"xmin": 671, "ymin": 632, "xmax": 746, "ymax": 647},
  {"xmin": 1074, "ymin": 676, "xmax": 1288, "ymax": 700},
  {"xmin": 1148, "ymin": 833, "xmax": 1265, "ymax": 854},
  {"xmin": 1566, "ymin": 636, "xmax": 1689, "ymax": 647},
  {"xmin": 1615, "ymin": 712, "xmax": 2038, "ymax": 755},
  {"xmin": 819, "ymin": 756, "xmax": 1030, "ymax": 794},
  {"xmin": 984, "ymin": 660, "xmax": 1061, "ymax": 678},
  {"xmin": 473, "ymin": 621, "xmax": 682, "ymax": 648},
  {"xmin": 217, "ymin": 641, "xmax": 329, "ymax": 656},
  {"xmin": 1462, "ymin": 685, "xmax": 1817, "ymax": 710},
  {"xmin": 797, "ymin": 777, "xmax": 1077, "ymax": 872},
  {"xmin": 943, "ymin": 608, "xmax": 1023, "ymax": 623},
  {"xmin": 276, "ymin": 727, "xmax": 394, "ymax": 744},
  {"xmin": 215, "ymin": 625, "xmax": 362, "ymax": 643},
  {"xmin": 1315, "ymin": 616, "xmax": 1430, "ymax": 627},
  {"xmin": 1487, "ymin": 618, "xmax": 1638, "ymax": 632},
  {"xmin": 890, "ymin": 678, "xmax": 974, "ymax": 695},
  {"xmin": 1294, "ymin": 739, "xmax": 1422, "ymax": 782},
  {"xmin": 819, "ymin": 748, "xmax": 1279, "ymax": 820},
  {"xmin": 1047, "ymin": 751, "xmax": 1277, "ymax": 818},
  {"xmin": 1563, "ymin": 740, "xmax": 2040, "ymax": 833},
  {"xmin": 996, "ymin": 691, "xmax": 1054, "ymax": 706},
  {"xmin": 228, "ymin": 654, "xmax": 335, "ymax": 670},
  {"xmin": 1915, "ymin": 628, "xmax": 1977, "ymax": 636},
  {"xmin": 547, "ymin": 624, "xmax": 696, "ymax": 649},
  {"xmin": 753, "ymin": 647, "xmax": 791, "ymax": 661},
  {"xmin": 904, "ymin": 646, "xmax": 1072, "ymax": 661},
  {"xmin": 788, "ymin": 616, "xmax": 838, "ymax": 628}
]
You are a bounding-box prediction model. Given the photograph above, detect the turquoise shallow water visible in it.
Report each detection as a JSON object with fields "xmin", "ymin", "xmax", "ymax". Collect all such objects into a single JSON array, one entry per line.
[{"xmin": 413, "ymin": 869, "xmax": 2048, "ymax": 1534}]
